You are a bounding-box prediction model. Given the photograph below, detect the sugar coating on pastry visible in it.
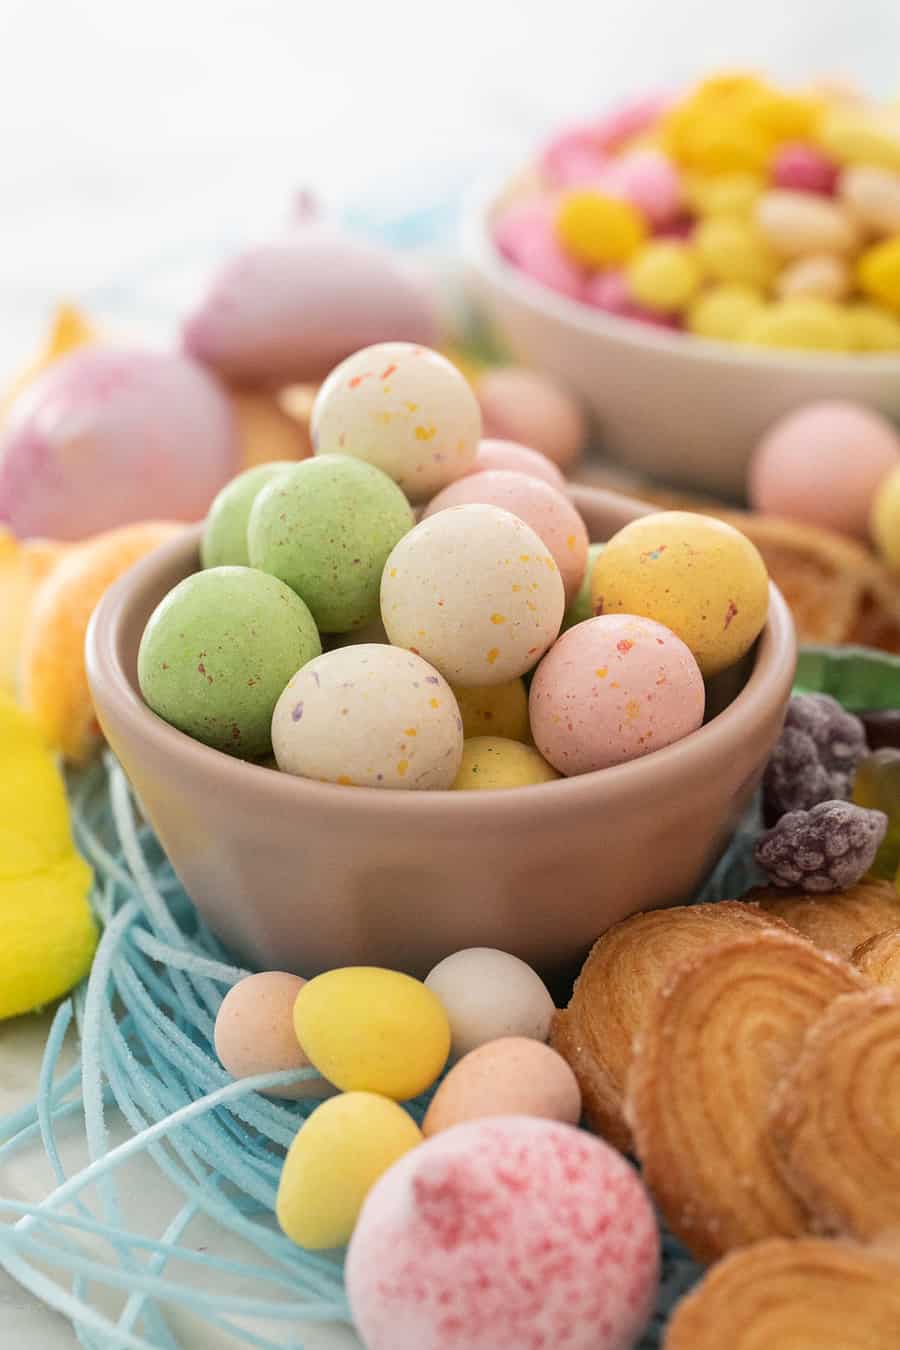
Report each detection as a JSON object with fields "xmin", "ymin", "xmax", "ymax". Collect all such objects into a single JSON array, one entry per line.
[
  {"xmin": 551, "ymin": 901, "xmax": 783, "ymax": 1152},
  {"xmin": 748, "ymin": 877, "xmax": 900, "ymax": 958},
  {"xmin": 625, "ymin": 930, "xmax": 866, "ymax": 1262},
  {"xmin": 346, "ymin": 1116, "xmax": 659, "ymax": 1350},
  {"xmin": 851, "ymin": 925, "xmax": 900, "ymax": 989}
]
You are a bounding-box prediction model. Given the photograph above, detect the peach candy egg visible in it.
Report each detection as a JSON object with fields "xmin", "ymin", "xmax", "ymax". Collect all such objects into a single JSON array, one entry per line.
[
  {"xmin": 424, "ymin": 470, "xmax": 588, "ymax": 604},
  {"xmin": 422, "ymin": 1037, "xmax": 581, "ymax": 1136},
  {"xmin": 468, "ymin": 438, "xmax": 566, "ymax": 487},
  {"xmin": 424, "ymin": 947, "xmax": 555, "ymax": 1060},
  {"xmin": 475, "ymin": 366, "xmax": 587, "ymax": 470},
  {"xmin": 214, "ymin": 972, "xmax": 334, "ymax": 1100},
  {"xmin": 380, "ymin": 505, "xmax": 565, "ymax": 686},
  {"xmin": 529, "ymin": 615, "xmax": 705, "ymax": 775},
  {"xmin": 271, "ymin": 644, "xmax": 463, "ymax": 790},
  {"xmin": 311, "ymin": 342, "xmax": 480, "ymax": 501}
]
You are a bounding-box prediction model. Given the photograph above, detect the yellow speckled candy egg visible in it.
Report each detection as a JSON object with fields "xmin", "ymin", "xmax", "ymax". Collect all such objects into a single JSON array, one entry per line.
[
  {"xmin": 452, "ymin": 737, "xmax": 559, "ymax": 790},
  {"xmin": 857, "ymin": 237, "xmax": 900, "ymax": 314},
  {"xmin": 871, "ymin": 465, "xmax": 900, "ymax": 569},
  {"xmin": 846, "ymin": 303, "xmax": 900, "ymax": 352},
  {"xmin": 739, "ymin": 297, "xmax": 850, "ymax": 351},
  {"xmin": 839, "ymin": 165, "xmax": 900, "ymax": 236},
  {"xmin": 592, "ymin": 511, "xmax": 769, "ymax": 677},
  {"xmin": 775, "ymin": 254, "xmax": 851, "ymax": 303},
  {"xmin": 626, "ymin": 242, "xmax": 702, "ymax": 314},
  {"xmin": 452, "ymin": 679, "xmax": 530, "ymax": 741},
  {"xmin": 421, "ymin": 1038, "xmax": 581, "ymax": 1137},
  {"xmin": 276, "ymin": 1092, "xmax": 422, "ymax": 1248},
  {"xmin": 271, "ymin": 645, "xmax": 463, "ymax": 790},
  {"xmin": 687, "ymin": 284, "xmax": 765, "ymax": 341},
  {"xmin": 381, "ymin": 504, "xmax": 565, "ymax": 686},
  {"xmin": 293, "ymin": 966, "xmax": 451, "ymax": 1099},
  {"xmin": 693, "ymin": 216, "xmax": 777, "ymax": 289},
  {"xmin": 555, "ymin": 191, "xmax": 646, "ymax": 267},
  {"xmin": 755, "ymin": 190, "xmax": 859, "ymax": 259},
  {"xmin": 310, "ymin": 342, "xmax": 481, "ymax": 502}
]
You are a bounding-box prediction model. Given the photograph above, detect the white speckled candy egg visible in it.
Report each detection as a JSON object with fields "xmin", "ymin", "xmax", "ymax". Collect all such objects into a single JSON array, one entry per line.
[
  {"xmin": 425, "ymin": 948, "xmax": 556, "ymax": 1060},
  {"xmin": 380, "ymin": 504, "xmax": 565, "ymax": 686},
  {"xmin": 310, "ymin": 342, "xmax": 481, "ymax": 501},
  {"xmin": 272, "ymin": 644, "xmax": 463, "ymax": 789}
]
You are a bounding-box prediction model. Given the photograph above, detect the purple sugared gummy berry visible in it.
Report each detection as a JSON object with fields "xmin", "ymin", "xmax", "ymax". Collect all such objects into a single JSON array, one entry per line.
[
  {"xmin": 762, "ymin": 693, "xmax": 867, "ymax": 824},
  {"xmin": 755, "ymin": 800, "xmax": 888, "ymax": 893}
]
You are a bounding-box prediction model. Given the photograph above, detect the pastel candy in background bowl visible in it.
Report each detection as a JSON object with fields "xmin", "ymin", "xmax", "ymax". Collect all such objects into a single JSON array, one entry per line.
[
  {"xmin": 271, "ymin": 644, "xmax": 463, "ymax": 790},
  {"xmin": 311, "ymin": 341, "xmax": 481, "ymax": 500},
  {"xmin": 466, "ymin": 437, "xmax": 567, "ymax": 487},
  {"xmin": 473, "ymin": 366, "xmax": 588, "ymax": 471}
]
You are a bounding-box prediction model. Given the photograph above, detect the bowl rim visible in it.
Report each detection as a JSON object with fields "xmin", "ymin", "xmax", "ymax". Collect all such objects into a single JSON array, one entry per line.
[
  {"xmin": 461, "ymin": 170, "xmax": 900, "ymax": 377},
  {"xmin": 86, "ymin": 499, "xmax": 796, "ymax": 822}
]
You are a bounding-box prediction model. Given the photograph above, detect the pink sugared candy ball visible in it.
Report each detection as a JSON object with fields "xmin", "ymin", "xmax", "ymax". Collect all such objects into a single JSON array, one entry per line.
[
  {"xmin": 0, "ymin": 348, "xmax": 238, "ymax": 541},
  {"xmin": 468, "ymin": 438, "xmax": 567, "ymax": 487},
  {"xmin": 475, "ymin": 366, "xmax": 587, "ymax": 470},
  {"xmin": 425, "ymin": 469, "xmax": 588, "ymax": 604},
  {"xmin": 492, "ymin": 202, "xmax": 585, "ymax": 301},
  {"xmin": 749, "ymin": 400, "xmax": 900, "ymax": 538},
  {"xmin": 771, "ymin": 143, "xmax": 839, "ymax": 196},
  {"xmin": 345, "ymin": 1115, "xmax": 659, "ymax": 1350},
  {"xmin": 530, "ymin": 614, "xmax": 705, "ymax": 775}
]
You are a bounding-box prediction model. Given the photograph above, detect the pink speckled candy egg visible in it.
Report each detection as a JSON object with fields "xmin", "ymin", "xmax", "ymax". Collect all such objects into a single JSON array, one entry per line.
[
  {"xmin": 529, "ymin": 615, "xmax": 705, "ymax": 776},
  {"xmin": 310, "ymin": 342, "xmax": 481, "ymax": 502},
  {"xmin": 475, "ymin": 367, "xmax": 587, "ymax": 470},
  {"xmin": 214, "ymin": 972, "xmax": 334, "ymax": 1101},
  {"xmin": 424, "ymin": 470, "xmax": 588, "ymax": 604},
  {"xmin": 749, "ymin": 400, "xmax": 900, "ymax": 538},
  {"xmin": 0, "ymin": 349, "xmax": 238, "ymax": 541},
  {"xmin": 597, "ymin": 149, "xmax": 684, "ymax": 228},
  {"xmin": 772, "ymin": 143, "xmax": 839, "ymax": 196},
  {"xmin": 345, "ymin": 1115, "xmax": 659, "ymax": 1350},
  {"xmin": 271, "ymin": 644, "xmax": 463, "ymax": 789},
  {"xmin": 584, "ymin": 271, "xmax": 682, "ymax": 328},
  {"xmin": 181, "ymin": 220, "xmax": 436, "ymax": 384},
  {"xmin": 381, "ymin": 504, "xmax": 565, "ymax": 686},
  {"xmin": 467, "ymin": 438, "xmax": 566, "ymax": 487},
  {"xmin": 493, "ymin": 203, "xmax": 586, "ymax": 301}
]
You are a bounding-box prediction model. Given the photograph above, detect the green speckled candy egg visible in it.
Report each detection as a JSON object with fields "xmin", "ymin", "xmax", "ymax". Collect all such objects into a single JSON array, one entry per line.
[
  {"xmin": 248, "ymin": 454, "xmax": 414, "ymax": 633},
  {"xmin": 201, "ymin": 461, "xmax": 295, "ymax": 568},
  {"xmin": 138, "ymin": 566, "xmax": 321, "ymax": 758},
  {"xmin": 562, "ymin": 541, "xmax": 605, "ymax": 631}
]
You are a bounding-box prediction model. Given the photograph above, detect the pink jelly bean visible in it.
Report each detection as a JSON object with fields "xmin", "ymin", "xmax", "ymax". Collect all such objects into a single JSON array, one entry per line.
[
  {"xmin": 590, "ymin": 91, "xmax": 675, "ymax": 153},
  {"xmin": 772, "ymin": 143, "xmax": 839, "ymax": 196},
  {"xmin": 494, "ymin": 201, "xmax": 585, "ymax": 301},
  {"xmin": 654, "ymin": 214, "xmax": 695, "ymax": 239},
  {"xmin": 597, "ymin": 148, "xmax": 683, "ymax": 227},
  {"xmin": 584, "ymin": 271, "xmax": 680, "ymax": 328},
  {"xmin": 539, "ymin": 125, "xmax": 609, "ymax": 187}
]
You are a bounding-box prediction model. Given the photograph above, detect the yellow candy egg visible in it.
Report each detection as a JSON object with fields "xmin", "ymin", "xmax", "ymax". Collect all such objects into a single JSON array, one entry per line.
[
  {"xmin": 818, "ymin": 106, "xmax": 900, "ymax": 173},
  {"xmin": 293, "ymin": 967, "xmax": 450, "ymax": 1099},
  {"xmin": 452, "ymin": 679, "xmax": 530, "ymax": 742},
  {"xmin": 775, "ymin": 254, "xmax": 852, "ymax": 303},
  {"xmin": 739, "ymin": 297, "xmax": 850, "ymax": 351},
  {"xmin": 592, "ymin": 511, "xmax": 770, "ymax": 677},
  {"xmin": 276, "ymin": 1092, "xmax": 422, "ymax": 1249},
  {"xmin": 687, "ymin": 284, "xmax": 766, "ymax": 341},
  {"xmin": 684, "ymin": 171, "xmax": 763, "ymax": 218},
  {"xmin": 846, "ymin": 303, "xmax": 900, "ymax": 352},
  {"xmin": 626, "ymin": 242, "xmax": 703, "ymax": 313},
  {"xmin": 452, "ymin": 737, "xmax": 560, "ymax": 790},
  {"xmin": 857, "ymin": 237, "xmax": 900, "ymax": 314},
  {"xmin": 871, "ymin": 465, "xmax": 900, "ymax": 570},
  {"xmin": 693, "ymin": 216, "xmax": 777, "ymax": 289},
  {"xmin": 555, "ymin": 191, "xmax": 646, "ymax": 267}
]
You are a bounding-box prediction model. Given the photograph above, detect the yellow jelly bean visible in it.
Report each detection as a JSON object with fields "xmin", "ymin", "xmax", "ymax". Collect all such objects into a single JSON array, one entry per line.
[
  {"xmin": 858, "ymin": 236, "xmax": 900, "ymax": 313},
  {"xmin": 626, "ymin": 242, "xmax": 703, "ymax": 313},
  {"xmin": 452, "ymin": 737, "xmax": 560, "ymax": 790},
  {"xmin": 818, "ymin": 106, "xmax": 900, "ymax": 173},
  {"xmin": 846, "ymin": 303, "xmax": 900, "ymax": 352},
  {"xmin": 872, "ymin": 466, "xmax": 900, "ymax": 570},
  {"xmin": 684, "ymin": 171, "xmax": 763, "ymax": 218},
  {"xmin": 693, "ymin": 216, "xmax": 777, "ymax": 289},
  {"xmin": 276, "ymin": 1093, "xmax": 422, "ymax": 1249},
  {"xmin": 739, "ymin": 297, "xmax": 850, "ymax": 351},
  {"xmin": 663, "ymin": 73, "xmax": 776, "ymax": 175},
  {"xmin": 293, "ymin": 967, "xmax": 450, "ymax": 1099},
  {"xmin": 452, "ymin": 679, "xmax": 530, "ymax": 742},
  {"xmin": 687, "ymin": 284, "xmax": 766, "ymax": 341},
  {"xmin": 555, "ymin": 191, "xmax": 646, "ymax": 267}
]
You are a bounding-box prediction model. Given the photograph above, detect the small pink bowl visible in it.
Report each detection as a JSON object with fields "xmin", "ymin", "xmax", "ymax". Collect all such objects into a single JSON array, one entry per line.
[{"xmin": 86, "ymin": 487, "xmax": 795, "ymax": 980}]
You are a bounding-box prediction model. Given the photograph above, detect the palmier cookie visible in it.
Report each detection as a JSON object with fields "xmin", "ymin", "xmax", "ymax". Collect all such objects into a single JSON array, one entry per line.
[
  {"xmin": 748, "ymin": 877, "xmax": 900, "ymax": 958},
  {"xmin": 852, "ymin": 925, "xmax": 900, "ymax": 990}
]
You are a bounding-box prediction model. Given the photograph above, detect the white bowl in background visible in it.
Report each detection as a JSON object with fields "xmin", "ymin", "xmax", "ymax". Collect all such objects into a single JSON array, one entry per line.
[{"xmin": 461, "ymin": 178, "xmax": 900, "ymax": 498}]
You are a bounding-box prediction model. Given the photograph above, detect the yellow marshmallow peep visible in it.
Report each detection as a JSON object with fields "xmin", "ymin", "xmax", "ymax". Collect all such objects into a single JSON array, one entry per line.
[{"xmin": 0, "ymin": 692, "xmax": 96, "ymax": 1019}]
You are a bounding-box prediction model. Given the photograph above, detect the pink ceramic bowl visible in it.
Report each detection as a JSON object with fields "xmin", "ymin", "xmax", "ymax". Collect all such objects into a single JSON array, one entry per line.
[{"xmin": 86, "ymin": 486, "xmax": 795, "ymax": 980}]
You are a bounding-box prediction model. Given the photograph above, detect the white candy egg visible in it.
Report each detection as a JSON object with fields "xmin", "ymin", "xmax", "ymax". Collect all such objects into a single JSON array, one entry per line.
[
  {"xmin": 272, "ymin": 645, "xmax": 463, "ymax": 789},
  {"xmin": 425, "ymin": 948, "xmax": 556, "ymax": 1060},
  {"xmin": 380, "ymin": 504, "xmax": 565, "ymax": 686},
  {"xmin": 310, "ymin": 342, "xmax": 481, "ymax": 501}
]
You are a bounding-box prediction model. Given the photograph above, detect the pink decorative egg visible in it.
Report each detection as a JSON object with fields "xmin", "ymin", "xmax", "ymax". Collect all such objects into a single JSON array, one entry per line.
[
  {"xmin": 182, "ymin": 221, "xmax": 436, "ymax": 384},
  {"xmin": 475, "ymin": 367, "xmax": 587, "ymax": 470},
  {"xmin": 424, "ymin": 469, "xmax": 588, "ymax": 604},
  {"xmin": 345, "ymin": 1115, "xmax": 659, "ymax": 1350},
  {"xmin": 0, "ymin": 348, "xmax": 238, "ymax": 541},
  {"xmin": 772, "ymin": 143, "xmax": 839, "ymax": 196},
  {"xmin": 467, "ymin": 439, "xmax": 566, "ymax": 488},
  {"xmin": 529, "ymin": 614, "xmax": 705, "ymax": 775},
  {"xmin": 749, "ymin": 400, "xmax": 900, "ymax": 538}
]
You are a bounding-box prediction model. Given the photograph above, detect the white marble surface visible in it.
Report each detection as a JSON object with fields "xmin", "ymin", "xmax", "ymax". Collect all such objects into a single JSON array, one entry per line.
[{"xmin": 1, "ymin": 1, "xmax": 897, "ymax": 1344}]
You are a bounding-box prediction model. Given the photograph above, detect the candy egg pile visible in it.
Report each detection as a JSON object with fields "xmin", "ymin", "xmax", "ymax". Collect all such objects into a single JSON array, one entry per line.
[
  {"xmin": 137, "ymin": 339, "xmax": 771, "ymax": 787},
  {"xmin": 495, "ymin": 71, "xmax": 900, "ymax": 352}
]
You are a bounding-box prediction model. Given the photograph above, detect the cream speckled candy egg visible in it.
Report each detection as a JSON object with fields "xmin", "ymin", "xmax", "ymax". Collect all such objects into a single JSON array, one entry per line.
[
  {"xmin": 529, "ymin": 615, "xmax": 705, "ymax": 775},
  {"xmin": 271, "ymin": 644, "xmax": 463, "ymax": 789},
  {"xmin": 310, "ymin": 342, "xmax": 480, "ymax": 501},
  {"xmin": 380, "ymin": 505, "xmax": 565, "ymax": 686},
  {"xmin": 425, "ymin": 947, "xmax": 556, "ymax": 1060}
]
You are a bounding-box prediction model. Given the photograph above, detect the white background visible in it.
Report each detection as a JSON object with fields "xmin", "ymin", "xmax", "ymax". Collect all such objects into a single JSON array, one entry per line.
[{"xmin": 0, "ymin": 1, "xmax": 896, "ymax": 1344}]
